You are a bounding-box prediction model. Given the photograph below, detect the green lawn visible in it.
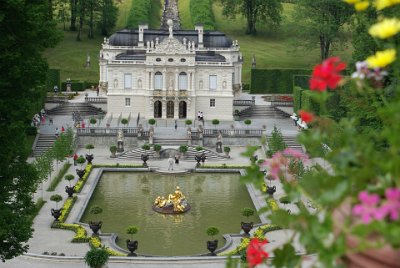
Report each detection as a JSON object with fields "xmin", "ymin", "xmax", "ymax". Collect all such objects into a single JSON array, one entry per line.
[{"xmin": 178, "ymin": 0, "xmax": 194, "ymax": 29}]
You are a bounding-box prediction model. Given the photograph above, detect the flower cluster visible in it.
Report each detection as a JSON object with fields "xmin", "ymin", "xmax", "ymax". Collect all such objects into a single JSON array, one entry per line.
[
  {"xmin": 246, "ymin": 238, "xmax": 269, "ymax": 268},
  {"xmin": 75, "ymin": 163, "xmax": 93, "ymax": 193},
  {"xmin": 262, "ymin": 149, "xmax": 308, "ymax": 181},
  {"xmin": 353, "ymin": 188, "xmax": 400, "ymax": 224},
  {"xmin": 309, "ymin": 57, "xmax": 346, "ymax": 92}
]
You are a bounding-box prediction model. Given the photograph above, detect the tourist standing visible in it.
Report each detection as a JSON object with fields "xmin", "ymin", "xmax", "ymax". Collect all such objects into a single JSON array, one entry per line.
[
  {"xmin": 175, "ymin": 154, "xmax": 180, "ymax": 165},
  {"xmin": 200, "ymin": 112, "xmax": 204, "ymax": 123},
  {"xmin": 96, "ymin": 85, "xmax": 99, "ymax": 96},
  {"xmin": 197, "ymin": 111, "xmax": 201, "ymax": 120},
  {"xmin": 174, "ymin": 120, "xmax": 177, "ymax": 130},
  {"xmin": 168, "ymin": 157, "xmax": 174, "ymax": 171},
  {"xmin": 55, "ymin": 128, "xmax": 60, "ymax": 138},
  {"xmin": 73, "ymin": 153, "xmax": 78, "ymax": 166}
]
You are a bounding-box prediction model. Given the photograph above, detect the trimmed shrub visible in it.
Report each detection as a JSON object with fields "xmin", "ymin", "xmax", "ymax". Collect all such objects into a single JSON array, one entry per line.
[
  {"xmin": 148, "ymin": 118, "xmax": 156, "ymax": 125},
  {"xmin": 206, "ymin": 226, "xmax": 219, "ymax": 239},
  {"xmin": 190, "ymin": 0, "xmax": 215, "ymax": 30},
  {"xmin": 153, "ymin": 144, "xmax": 162, "ymax": 152},
  {"xmin": 126, "ymin": 0, "xmax": 151, "ymax": 28},
  {"xmin": 195, "ymin": 146, "xmax": 203, "ymax": 151},
  {"xmin": 121, "ymin": 118, "xmax": 128, "ymax": 126},
  {"xmin": 185, "ymin": 119, "xmax": 192, "ymax": 126},
  {"xmin": 242, "ymin": 207, "xmax": 255, "ymax": 218},
  {"xmin": 179, "ymin": 145, "xmax": 188, "ymax": 153},
  {"xmin": 85, "ymin": 247, "xmax": 109, "ymax": 268},
  {"xmin": 250, "ymin": 69, "xmax": 312, "ymax": 94},
  {"xmin": 244, "ymin": 119, "xmax": 252, "ymax": 125},
  {"xmin": 142, "ymin": 144, "xmax": 150, "ymax": 150},
  {"xmin": 46, "ymin": 69, "xmax": 60, "ymax": 91},
  {"xmin": 61, "ymin": 80, "xmax": 85, "ymax": 91},
  {"xmin": 293, "ymin": 87, "xmax": 304, "ymax": 113}
]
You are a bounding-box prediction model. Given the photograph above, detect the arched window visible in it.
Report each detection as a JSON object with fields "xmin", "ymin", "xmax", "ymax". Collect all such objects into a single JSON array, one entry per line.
[
  {"xmin": 154, "ymin": 72, "xmax": 163, "ymax": 90},
  {"xmin": 178, "ymin": 72, "xmax": 188, "ymax": 90}
]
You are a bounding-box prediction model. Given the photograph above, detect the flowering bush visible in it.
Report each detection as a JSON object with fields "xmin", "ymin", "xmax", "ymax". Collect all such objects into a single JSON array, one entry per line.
[
  {"xmin": 238, "ymin": 1, "xmax": 400, "ymax": 267},
  {"xmin": 57, "ymin": 196, "xmax": 77, "ymax": 223},
  {"xmin": 52, "ymin": 222, "xmax": 89, "ymax": 242},
  {"xmin": 75, "ymin": 164, "xmax": 93, "ymax": 193}
]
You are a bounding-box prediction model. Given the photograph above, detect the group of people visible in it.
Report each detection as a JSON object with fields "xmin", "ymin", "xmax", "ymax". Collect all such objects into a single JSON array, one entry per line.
[
  {"xmin": 197, "ymin": 111, "xmax": 204, "ymax": 122},
  {"xmin": 31, "ymin": 109, "xmax": 47, "ymax": 127},
  {"xmin": 290, "ymin": 113, "xmax": 308, "ymax": 130},
  {"xmin": 168, "ymin": 154, "xmax": 181, "ymax": 170}
]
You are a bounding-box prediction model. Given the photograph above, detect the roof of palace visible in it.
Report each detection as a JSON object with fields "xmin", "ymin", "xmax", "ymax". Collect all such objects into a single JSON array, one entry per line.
[
  {"xmin": 115, "ymin": 50, "xmax": 227, "ymax": 62},
  {"xmin": 108, "ymin": 29, "xmax": 233, "ymax": 48}
]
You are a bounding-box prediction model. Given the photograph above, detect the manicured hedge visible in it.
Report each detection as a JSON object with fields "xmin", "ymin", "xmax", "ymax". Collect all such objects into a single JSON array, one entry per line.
[
  {"xmin": 190, "ymin": 0, "xmax": 215, "ymax": 30},
  {"xmin": 293, "ymin": 87, "xmax": 303, "ymax": 113},
  {"xmin": 46, "ymin": 69, "xmax": 60, "ymax": 91},
  {"xmin": 300, "ymin": 90, "xmax": 320, "ymax": 114},
  {"xmin": 250, "ymin": 69, "xmax": 311, "ymax": 94},
  {"xmin": 293, "ymin": 75, "xmax": 311, "ymax": 90},
  {"xmin": 295, "ymin": 87, "xmax": 340, "ymax": 116},
  {"xmin": 60, "ymin": 81, "xmax": 97, "ymax": 91},
  {"xmin": 126, "ymin": 0, "xmax": 151, "ymax": 28}
]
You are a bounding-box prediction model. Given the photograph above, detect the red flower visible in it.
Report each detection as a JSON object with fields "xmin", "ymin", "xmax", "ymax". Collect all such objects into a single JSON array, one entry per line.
[
  {"xmin": 309, "ymin": 57, "xmax": 346, "ymax": 91},
  {"xmin": 299, "ymin": 110, "xmax": 314, "ymax": 123},
  {"xmin": 246, "ymin": 238, "xmax": 269, "ymax": 268}
]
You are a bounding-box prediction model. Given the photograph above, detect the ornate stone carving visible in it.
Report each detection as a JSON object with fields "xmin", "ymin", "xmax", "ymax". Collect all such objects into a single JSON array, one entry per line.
[{"xmin": 151, "ymin": 37, "xmax": 190, "ymax": 54}]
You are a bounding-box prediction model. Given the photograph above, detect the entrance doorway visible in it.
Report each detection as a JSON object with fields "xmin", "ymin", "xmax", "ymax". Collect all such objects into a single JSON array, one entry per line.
[
  {"xmin": 179, "ymin": 101, "xmax": 187, "ymax": 119},
  {"xmin": 167, "ymin": 101, "xmax": 174, "ymax": 118},
  {"xmin": 154, "ymin": 101, "xmax": 162, "ymax": 118}
]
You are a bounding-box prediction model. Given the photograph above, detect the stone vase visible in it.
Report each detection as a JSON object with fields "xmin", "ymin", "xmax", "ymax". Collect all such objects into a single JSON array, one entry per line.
[
  {"xmin": 241, "ymin": 221, "xmax": 253, "ymax": 236},
  {"xmin": 85, "ymin": 154, "xmax": 94, "ymax": 165},
  {"xmin": 51, "ymin": 208, "xmax": 62, "ymax": 221},
  {"xmin": 65, "ymin": 185, "xmax": 75, "ymax": 197},
  {"xmin": 89, "ymin": 221, "xmax": 102, "ymax": 236},
  {"xmin": 126, "ymin": 239, "xmax": 138, "ymax": 256},
  {"xmin": 207, "ymin": 240, "xmax": 218, "ymax": 256}
]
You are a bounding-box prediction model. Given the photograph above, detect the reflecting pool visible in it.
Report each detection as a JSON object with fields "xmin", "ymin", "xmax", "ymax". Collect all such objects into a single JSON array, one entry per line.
[{"xmin": 81, "ymin": 172, "xmax": 260, "ymax": 256}]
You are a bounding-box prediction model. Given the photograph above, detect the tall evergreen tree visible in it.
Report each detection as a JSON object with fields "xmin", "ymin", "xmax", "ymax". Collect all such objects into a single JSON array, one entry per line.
[
  {"xmin": 99, "ymin": 0, "xmax": 118, "ymax": 36},
  {"xmin": 220, "ymin": 0, "xmax": 282, "ymax": 35},
  {"xmin": 0, "ymin": 0, "xmax": 60, "ymax": 261}
]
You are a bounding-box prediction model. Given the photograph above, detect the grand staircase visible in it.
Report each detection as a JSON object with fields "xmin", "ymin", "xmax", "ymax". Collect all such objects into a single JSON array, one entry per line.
[
  {"xmin": 240, "ymin": 105, "xmax": 287, "ymax": 119},
  {"xmin": 282, "ymin": 136, "xmax": 304, "ymax": 152},
  {"xmin": 47, "ymin": 103, "xmax": 104, "ymax": 117},
  {"xmin": 33, "ymin": 134, "xmax": 57, "ymax": 157}
]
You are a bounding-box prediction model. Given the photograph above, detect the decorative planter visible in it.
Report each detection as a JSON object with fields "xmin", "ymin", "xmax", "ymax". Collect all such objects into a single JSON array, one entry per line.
[
  {"xmin": 126, "ymin": 239, "xmax": 138, "ymax": 256},
  {"xmin": 85, "ymin": 154, "xmax": 94, "ymax": 165},
  {"xmin": 225, "ymin": 151, "xmax": 230, "ymax": 157},
  {"xmin": 207, "ymin": 240, "xmax": 218, "ymax": 256},
  {"xmin": 76, "ymin": 169, "xmax": 86, "ymax": 179},
  {"xmin": 266, "ymin": 186, "xmax": 276, "ymax": 196},
  {"xmin": 241, "ymin": 221, "xmax": 253, "ymax": 236},
  {"xmin": 51, "ymin": 208, "xmax": 62, "ymax": 221},
  {"xmin": 65, "ymin": 186, "xmax": 75, "ymax": 197},
  {"xmin": 141, "ymin": 154, "xmax": 149, "ymax": 167},
  {"xmin": 89, "ymin": 221, "xmax": 102, "ymax": 235}
]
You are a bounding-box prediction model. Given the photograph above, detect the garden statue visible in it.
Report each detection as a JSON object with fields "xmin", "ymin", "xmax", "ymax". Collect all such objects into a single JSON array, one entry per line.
[
  {"xmin": 216, "ymin": 131, "xmax": 223, "ymax": 153},
  {"xmin": 117, "ymin": 130, "xmax": 124, "ymax": 152},
  {"xmin": 152, "ymin": 186, "xmax": 190, "ymax": 214},
  {"xmin": 149, "ymin": 126, "xmax": 154, "ymax": 144}
]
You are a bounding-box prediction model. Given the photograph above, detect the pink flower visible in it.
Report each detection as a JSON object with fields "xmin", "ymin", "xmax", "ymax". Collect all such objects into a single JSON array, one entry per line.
[
  {"xmin": 262, "ymin": 152, "xmax": 288, "ymax": 180},
  {"xmin": 380, "ymin": 188, "xmax": 400, "ymax": 221},
  {"xmin": 309, "ymin": 57, "xmax": 346, "ymax": 91},
  {"xmin": 352, "ymin": 191, "xmax": 381, "ymax": 224},
  {"xmin": 246, "ymin": 238, "xmax": 269, "ymax": 268},
  {"xmin": 283, "ymin": 148, "xmax": 309, "ymax": 161}
]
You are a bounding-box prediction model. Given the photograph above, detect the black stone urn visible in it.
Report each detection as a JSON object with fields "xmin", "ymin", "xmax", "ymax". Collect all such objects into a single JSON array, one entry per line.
[
  {"xmin": 51, "ymin": 208, "xmax": 62, "ymax": 221},
  {"xmin": 65, "ymin": 186, "xmax": 75, "ymax": 197},
  {"xmin": 195, "ymin": 154, "xmax": 202, "ymax": 168},
  {"xmin": 241, "ymin": 222, "xmax": 253, "ymax": 236},
  {"xmin": 76, "ymin": 169, "xmax": 86, "ymax": 179},
  {"xmin": 85, "ymin": 154, "xmax": 94, "ymax": 165},
  {"xmin": 126, "ymin": 239, "xmax": 138, "ymax": 256},
  {"xmin": 206, "ymin": 240, "xmax": 218, "ymax": 256},
  {"xmin": 201, "ymin": 153, "xmax": 206, "ymax": 165},
  {"xmin": 141, "ymin": 154, "xmax": 149, "ymax": 167},
  {"xmin": 89, "ymin": 221, "xmax": 102, "ymax": 236},
  {"xmin": 266, "ymin": 185, "xmax": 276, "ymax": 196}
]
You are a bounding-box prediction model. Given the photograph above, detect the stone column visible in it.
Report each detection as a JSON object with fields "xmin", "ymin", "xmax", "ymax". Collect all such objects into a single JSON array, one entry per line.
[
  {"xmin": 163, "ymin": 69, "xmax": 167, "ymax": 90},
  {"xmin": 149, "ymin": 72, "xmax": 153, "ymax": 90},
  {"xmin": 175, "ymin": 70, "xmax": 179, "ymax": 91},
  {"xmin": 162, "ymin": 98, "xmax": 167, "ymax": 119}
]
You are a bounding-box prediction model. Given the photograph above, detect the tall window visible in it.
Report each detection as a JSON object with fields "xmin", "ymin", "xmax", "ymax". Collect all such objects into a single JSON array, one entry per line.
[
  {"xmin": 125, "ymin": 98, "xmax": 131, "ymax": 107},
  {"xmin": 210, "ymin": 99, "xmax": 215, "ymax": 107},
  {"xmin": 124, "ymin": 73, "xmax": 132, "ymax": 89},
  {"xmin": 154, "ymin": 72, "xmax": 163, "ymax": 90},
  {"xmin": 209, "ymin": 75, "xmax": 217, "ymax": 91},
  {"xmin": 178, "ymin": 72, "xmax": 188, "ymax": 90}
]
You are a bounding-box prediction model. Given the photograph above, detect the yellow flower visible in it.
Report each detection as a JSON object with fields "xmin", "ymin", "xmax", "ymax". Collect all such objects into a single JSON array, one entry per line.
[
  {"xmin": 375, "ymin": 0, "xmax": 400, "ymax": 10},
  {"xmin": 369, "ymin": 18, "xmax": 400, "ymax": 39},
  {"xmin": 355, "ymin": 1, "xmax": 370, "ymax": 10},
  {"xmin": 366, "ymin": 49, "xmax": 397, "ymax": 68}
]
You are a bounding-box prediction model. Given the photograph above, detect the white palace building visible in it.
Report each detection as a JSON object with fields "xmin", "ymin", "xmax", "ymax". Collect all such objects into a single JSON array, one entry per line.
[{"xmin": 99, "ymin": 20, "xmax": 243, "ymax": 121}]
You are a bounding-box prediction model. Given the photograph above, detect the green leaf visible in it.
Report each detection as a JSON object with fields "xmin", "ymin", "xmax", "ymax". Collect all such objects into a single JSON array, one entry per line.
[{"xmin": 272, "ymin": 243, "xmax": 301, "ymax": 267}]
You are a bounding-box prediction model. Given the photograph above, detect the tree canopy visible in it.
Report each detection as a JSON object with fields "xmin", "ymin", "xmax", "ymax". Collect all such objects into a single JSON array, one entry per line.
[
  {"xmin": 0, "ymin": 0, "xmax": 60, "ymax": 261},
  {"xmin": 220, "ymin": 0, "xmax": 282, "ymax": 35}
]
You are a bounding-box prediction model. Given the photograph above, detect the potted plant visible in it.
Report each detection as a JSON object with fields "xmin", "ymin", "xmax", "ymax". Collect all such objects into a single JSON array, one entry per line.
[
  {"xmin": 185, "ymin": 119, "xmax": 192, "ymax": 127},
  {"xmin": 153, "ymin": 144, "xmax": 162, "ymax": 158},
  {"xmin": 89, "ymin": 205, "xmax": 103, "ymax": 236},
  {"xmin": 85, "ymin": 144, "xmax": 95, "ymax": 164},
  {"xmin": 148, "ymin": 118, "xmax": 156, "ymax": 126},
  {"xmin": 84, "ymin": 247, "xmax": 109, "ymax": 268},
  {"xmin": 195, "ymin": 146, "xmax": 203, "ymax": 152},
  {"xmin": 244, "ymin": 119, "xmax": 252, "ymax": 134},
  {"xmin": 206, "ymin": 226, "xmax": 219, "ymax": 256},
  {"xmin": 109, "ymin": 145, "xmax": 117, "ymax": 158},
  {"xmin": 223, "ymin": 146, "xmax": 231, "ymax": 157},
  {"xmin": 121, "ymin": 118, "xmax": 128, "ymax": 128},
  {"xmin": 126, "ymin": 225, "xmax": 139, "ymax": 256},
  {"xmin": 241, "ymin": 207, "xmax": 255, "ymax": 236},
  {"xmin": 64, "ymin": 174, "xmax": 75, "ymax": 197},
  {"xmin": 90, "ymin": 117, "xmax": 97, "ymax": 127},
  {"xmin": 76, "ymin": 155, "xmax": 86, "ymax": 179},
  {"xmin": 142, "ymin": 144, "xmax": 150, "ymax": 151},
  {"xmin": 50, "ymin": 194, "xmax": 63, "ymax": 221},
  {"xmin": 179, "ymin": 145, "xmax": 188, "ymax": 159},
  {"xmin": 212, "ymin": 119, "xmax": 220, "ymax": 133}
]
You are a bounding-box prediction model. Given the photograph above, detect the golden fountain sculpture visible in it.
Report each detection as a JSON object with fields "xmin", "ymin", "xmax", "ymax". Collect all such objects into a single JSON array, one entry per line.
[{"xmin": 152, "ymin": 186, "xmax": 191, "ymax": 214}]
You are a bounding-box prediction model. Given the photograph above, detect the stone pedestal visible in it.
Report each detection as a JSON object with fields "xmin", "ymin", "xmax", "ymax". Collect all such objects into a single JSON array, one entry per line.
[
  {"xmin": 216, "ymin": 141, "xmax": 222, "ymax": 153},
  {"xmin": 117, "ymin": 140, "xmax": 124, "ymax": 153}
]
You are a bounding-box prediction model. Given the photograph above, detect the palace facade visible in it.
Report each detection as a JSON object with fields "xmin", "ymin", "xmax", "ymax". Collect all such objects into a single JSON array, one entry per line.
[{"xmin": 99, "ymin": 22, "xmax": 243, "ymax": 121}]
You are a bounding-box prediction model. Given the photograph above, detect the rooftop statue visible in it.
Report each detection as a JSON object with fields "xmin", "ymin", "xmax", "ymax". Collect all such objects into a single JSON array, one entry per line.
[{"xmin": 153, "ymin": 186, "xmax": 190, "ymax": 214}]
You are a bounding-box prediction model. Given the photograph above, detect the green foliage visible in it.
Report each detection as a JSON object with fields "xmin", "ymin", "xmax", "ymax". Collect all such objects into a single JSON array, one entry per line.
[
  {"xmin": 220, "ymin": 0, "xmax": 282, "ymax": 34},
  {"xmin": 185, "ymin": 119, "xmax": 192, "ymax": 125},
  {"xmin": 121, "ymin": 118, "xmax": 128, "ymax": 125},
  {"xmin": 60, "ymin": 80, "xmax": 85, "ymax": 91},
  {"xmin": 25, "ymin": 126, "xmax": 38, "ymax": 136},
  {"xmin": 148, "ymin": 118, "xmax": 156, "ymax": 125},
  {"xmin": 153, "ymin": 144, "xmax": 162, "ymax": 152},
  {"xmin": 293, "ymin": 87, "xmax": 304, "ymax": 113},
  {"xmin": 89, "ymin": 118, "xmax": 97, "ymax": 125},
  {"xmin": 206, "ymin": 226, "xmax": 220, "ymax": 238},
  {"xmin": 242, "ymin": 207, "xmax": 255, "ymax": 218},
  {"xmin": 27, "ymin": 198, "xmax": 46, "ymax": 222},
  {"xmin": 84, "ymin": 247, "xmax": 109, "ymax": 268},
  {"xmin": 77, "ymin": 156, "xmax": 86, "ymax": 167},
  {"xmin": 86, "ymin": 144, "xmax": 95, "ymax": 150},
  {"xmin": 109, "ymin": 145, "xmax": 117, "ymax": 153},
  {"xmin": 224, "ymin": 146, "xmax": 231, "ymax": 153},
  {"xmin": 190, "ymin": 0, "xmax": 215, "ymax": 30},
  {"xmin": 65, "ymin": 174, "xmax": 75, "ymax": 186},
  {"xmin": 126, "ymin": 0, "xmax": 152, "ymax": 28},
  {"xmin": 89, "ymin": 206, "xmax": 103, "ymax": 216},
  {"xmin": 53, "ymin": 128, "xmax": 74, "ymax": 164},
  {"xmin": 267, "ymin": 125, "xmax": 287, "ymax": 156},
  {"xmin": 50, "ymin": 194, "xmax": 63, "ymax": 209},
  {"xmin": 142, "ymin": 144, "xmax": 150, "ymax": 150},
  {"xmin": 293, "ymin": 75, "xmax": 311, "ymax": 90},
  {"xmin": 126, "ymin": 225, "xmax": 138, "ymax": 236},
  {"xmin": 47, "ymin": 162, "xmax": 72, "ymax": 191},
  {"xmin": 250, "ymin": 69, "xmax": 311, "ymax": 94},
  {"xmin": 195, "ymin": 146, "xmax": 204, "ymax": 151},
  {"xmin": 211, "ymin": 119, "xmax": 220, "ymax": 127},
  {"xmin": 244, "ymin": 119, "xmax": 251, "ymax": 125},
  {"xmin": 46, "ymin": 69, "xmax": 60, "ymax": 91},
  {"xmin": 98, "ymin": 0, "xmax": 118, "ymax": 36},
  {"xmin": 179, "ymin": 145, "xmax": 188, "ymax": 153}
]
